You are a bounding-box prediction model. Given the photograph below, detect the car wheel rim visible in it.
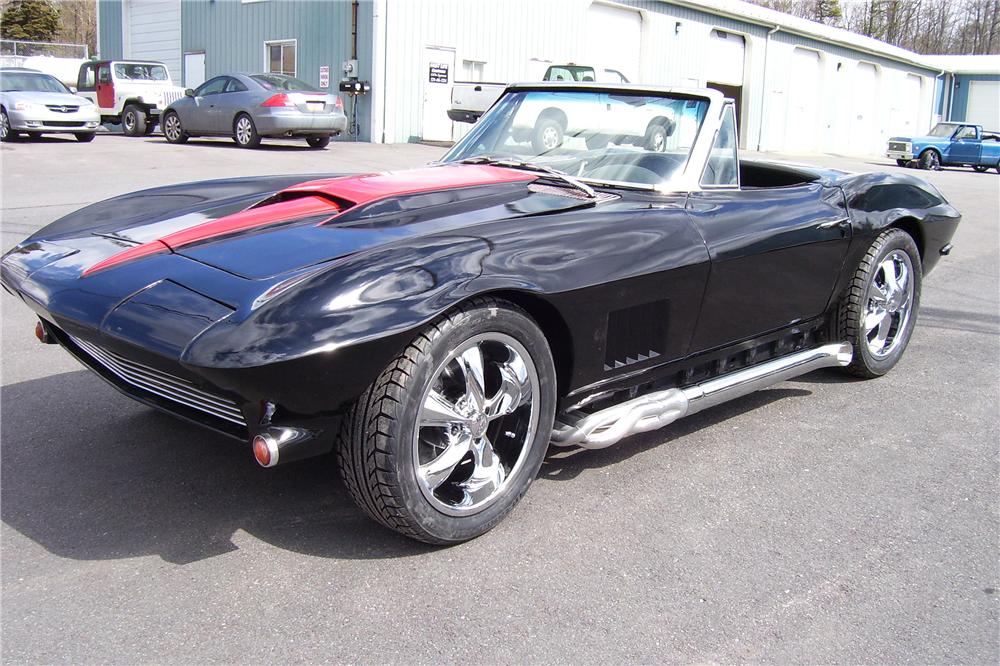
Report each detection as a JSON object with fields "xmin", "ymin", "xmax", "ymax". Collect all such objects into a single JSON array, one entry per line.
[
  {"xmin": 165, "ymin": 115, "xmax": 180, "ymax": 140},
  {"xmin": 124, "ymin": 112, "xmax": 134, "ymax": 132},
  {"xmin": 236, "ymin": 118, "xmax": 251, "ymax": 144},
  {"xmin": 542, "ymin": 127, "xmax": 559, "ymax": 150},
  {"xmin": 413, "ymin": 332, "xmax": 540, "ymax": 516},
  {"xmin": 864, "ymin": 249, "xmax": 914, "ymax": 359},
  {"xmin": 653, "ymin": 130, "xmax": 665, "ymax": 151},
  {"xmin": 1, "ymin": 113, "xmax": 7, "ymax": 140}
]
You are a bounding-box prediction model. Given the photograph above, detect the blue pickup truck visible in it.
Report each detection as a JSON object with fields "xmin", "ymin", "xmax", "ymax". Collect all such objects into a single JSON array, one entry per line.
[{"xmin": 887, "ymin": 122, "xmax": 1000, "ymax": 172}]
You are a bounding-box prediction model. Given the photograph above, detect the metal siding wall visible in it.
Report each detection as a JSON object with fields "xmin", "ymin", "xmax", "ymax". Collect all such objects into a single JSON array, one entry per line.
[
  {"xmin": 98, "ymin": 0, "xmax": 124, "ymax": 60},
  {"xmin": 181, "ymin": 0, "xmax": 373, "ymax": 141}
]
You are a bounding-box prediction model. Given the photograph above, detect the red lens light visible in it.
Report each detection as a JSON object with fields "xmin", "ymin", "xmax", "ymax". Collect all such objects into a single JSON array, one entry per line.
[
  {"xmin": 34, "ymin": 321, "xmax": 44, "ymax": 342},
  {"xmin": 334, "ymin": 96, "xmax": 343, "ymax": 110},
  {"xmin": 260, "ymin": 93, "xmax": 294, "ymax": 108},
  {"xmin": 252, "ymin": 435, "xmax": 272, "ymax": 466}
]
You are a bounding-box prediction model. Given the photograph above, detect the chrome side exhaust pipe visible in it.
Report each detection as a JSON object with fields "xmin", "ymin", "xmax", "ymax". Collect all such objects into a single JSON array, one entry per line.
[{"xmin": 551, "ymin": 342, "xmax": 853, "ymax": 449}]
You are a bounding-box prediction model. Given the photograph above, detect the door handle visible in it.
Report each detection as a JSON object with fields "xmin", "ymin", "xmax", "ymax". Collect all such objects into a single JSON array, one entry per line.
[{"xmin": 817, "ymin": 218, "xmax": 849, "ymax": 230}]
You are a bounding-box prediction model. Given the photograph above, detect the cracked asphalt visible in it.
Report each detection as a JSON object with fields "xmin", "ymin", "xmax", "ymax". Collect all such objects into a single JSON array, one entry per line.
[{"xmin": 1, "ymin": 134, "xmax": 997, "ymax": 663}]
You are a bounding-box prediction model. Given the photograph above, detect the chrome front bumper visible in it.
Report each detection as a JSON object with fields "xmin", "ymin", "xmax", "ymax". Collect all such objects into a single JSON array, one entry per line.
[{"xmin": 8, "ymin": 107, "xmax": 101, "ymax": 132}]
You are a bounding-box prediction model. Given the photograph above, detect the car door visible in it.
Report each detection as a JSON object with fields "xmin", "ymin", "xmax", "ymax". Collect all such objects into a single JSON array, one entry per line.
[
  {"xmin": 96, "ymin": 63, "xmax": 114, "ymax": 110},
  {"xmin": 212, "ymin": 76, "xmax": 249, "ymax": 134},
  {"xmin": 946, "ymin": 125, "xmax": 981, "ymax": 164},
  {"xmin": 185, "ymin": 76, "xmax": 227, "ymax": 133},
  {"xmin": 686, "ymin": 104, "xmax": 852, "ymax": 351}
]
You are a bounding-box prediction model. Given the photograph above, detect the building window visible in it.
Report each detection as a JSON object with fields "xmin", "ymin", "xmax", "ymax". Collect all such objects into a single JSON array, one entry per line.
[
  {"xmin": 265, "ymin": 40, "xmax": 296, "ymax": 77},
  {"xmin": 462, "ymin": 60, "xmax": 485, "ymax": 82}
]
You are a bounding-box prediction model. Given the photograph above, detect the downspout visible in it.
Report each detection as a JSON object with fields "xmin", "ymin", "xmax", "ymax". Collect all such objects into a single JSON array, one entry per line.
[
  {"xmin": 755, "ymin": 25, "xmax": 780, "ymax": 151},
  {"xmin": 946, "ymin": 73, "xmax": 955, "ymax": 121},
  {"xmin": 935, "ymin": 69, "xmax": 945, "ymax": 123},
  {"xmin": 351, "ymin": 0, "xmax": 359, "ymax": 138}
]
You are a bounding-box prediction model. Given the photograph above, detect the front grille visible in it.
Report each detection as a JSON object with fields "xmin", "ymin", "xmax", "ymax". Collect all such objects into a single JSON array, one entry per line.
[
  {"xmin": 69, "ymin": 335, "xmax": 247, "ymax": 427},
  {"xmin": 888, "ymin": 141, "xmax": 909, "ymax": 152},
  {"xmin": 45, "ymin": 104, "xmax": 80, "ymax": 113},
  {"xmin": 42, "ymin": 121, "xmax": 85, "ymax": 127},
  {"xmin": 162, "ymin": 90, "xmax": 183, "ymax": 106}
]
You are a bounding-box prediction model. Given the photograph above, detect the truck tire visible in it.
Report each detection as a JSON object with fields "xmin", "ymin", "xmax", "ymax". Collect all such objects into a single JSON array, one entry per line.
[
  {"xmin": 919, "ymin": 149, "xmax": 940, "ymax": 171},
  {"xmin": 122, "ymin": 105, "xmax": 147, "ymax": 137},
  {"xmin": 973, "ymin": 165, "xmax": 989, "ymax": 173},
  {"xmin": 336, "ymin": 297, "xmax": 557, "ymax": 544},
  {"xmin": 531, "ymin": 118, "xmax": 563, "ymax": 153}
]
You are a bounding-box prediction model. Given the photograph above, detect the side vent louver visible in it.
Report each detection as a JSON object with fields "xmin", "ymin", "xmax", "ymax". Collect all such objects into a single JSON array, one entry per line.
[{"xmin": 604, "ymin": 300, "xmax": 669, "ymax": 371}]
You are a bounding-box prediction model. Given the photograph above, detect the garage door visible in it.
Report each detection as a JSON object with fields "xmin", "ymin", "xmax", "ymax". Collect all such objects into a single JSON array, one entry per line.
[
  {"xmin": 126, "ymin": 0, "xmax": 181, "ymax": 83},
  {"xmin": 850, "ymin": 62, "xmax": 879, "ymax": 155},
  {"xmin": 586, "ymin": 3, "xmax": 641, "ymax": 81},
  {"xmin": 786, "ymin": 48, "xmax": 822, "ymax": 153},
  {"xmin": 966, "ymin": 80, "xmax": 1000, "ymax": 130},
  {"xmin": 705, "ymin": 30, "xmax": 745, "ymax": 87}
]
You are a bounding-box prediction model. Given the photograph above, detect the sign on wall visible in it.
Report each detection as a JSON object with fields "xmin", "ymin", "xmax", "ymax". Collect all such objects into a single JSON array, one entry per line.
[
  {"xmin": 429, "ymin": 63, "xmax": 449, "ymax": 84},
  {"xmin": 319, "ymin": 65, "xmax": 330, "ymax": 88}
]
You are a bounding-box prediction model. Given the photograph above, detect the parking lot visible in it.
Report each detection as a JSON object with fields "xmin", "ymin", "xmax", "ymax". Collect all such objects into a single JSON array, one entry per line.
[{"xmin": 1, "ymin": 135, "xmax": 997, "ymax": 663}]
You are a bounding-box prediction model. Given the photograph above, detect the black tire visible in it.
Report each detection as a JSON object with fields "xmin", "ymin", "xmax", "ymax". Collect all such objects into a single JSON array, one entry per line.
[
  {"xmin": 161, "ymin": 111, "xmax": 188, "ymax": 144},
  {"xmin": 973, "ymin": 164, "xmax": 989, "ymax": 173},
  {"xmin": 837, "ymin": 229, "xmax": 922, "ymax": 378},
  {"xmin": 896, "ymin": 159, "xmax": 908, "ymax": 167},
  {"xmin": 306, "ymin": 135, "xmax": 331, "ymax": 149},
  {"xmin": 336, "ymin": 297, "xmax": 557, "ymax": 544},
  {"xmin": 919, "ymin": 149, "xmax": 940, "ymax": 170},
  {"xmin": 531, "ymin": 117, "xmax": 563, "ymax": 153},
  {"xmin": 0, "ymin": 108, "xmax": 16, "ymax": 142},
  {"xmin": 27, "ymin": 131, "xmax": 42, "ymax": 140},
  {"xmin": 143, "ymin": 121, "xmax": 156, "ymax": 136},
  {"xmin": 643, "ymin": 123, "xmax": 668, "ymax": 152},
  {"xmin": 76, "ymin": 132, "xmax": 96, "ymax": 142},
  {"xmin": 233, "ymin": 113, "xmax": 261, "ymax": 148},
  {"xmin": 122, "ymin": 104, "xmax": 147, "ymax": 137}
]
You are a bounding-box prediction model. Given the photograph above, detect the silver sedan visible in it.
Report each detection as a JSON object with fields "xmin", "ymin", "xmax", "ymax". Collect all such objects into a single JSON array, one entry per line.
[
  {"xmin": 0, "ymin": 68, "xmax": 101, "ymax": 142},
  {"xmin": 161, "ymin": 73, "xmax": 347, "ymax": 149}
]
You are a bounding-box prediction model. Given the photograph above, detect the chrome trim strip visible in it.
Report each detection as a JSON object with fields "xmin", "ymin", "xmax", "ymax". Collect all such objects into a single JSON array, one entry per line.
[
  {"xmin": 551, "ymin": 342, "xmax": 852, "ymax": 449},
  {"xmin": 69, "ymin": 335, "xmax": 247, "ymax": 427}
]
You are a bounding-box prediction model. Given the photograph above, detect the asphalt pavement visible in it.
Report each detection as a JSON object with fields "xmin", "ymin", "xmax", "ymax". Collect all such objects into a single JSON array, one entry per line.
[{"xmin": 1, "ymin": 134, "xmax": 997, "ymax": 663}]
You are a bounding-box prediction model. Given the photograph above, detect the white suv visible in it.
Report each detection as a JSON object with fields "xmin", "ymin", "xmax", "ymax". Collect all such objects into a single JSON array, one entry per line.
[{"xmin": 75, "ymin": 60, "xmax": 186, "ymax": 136}]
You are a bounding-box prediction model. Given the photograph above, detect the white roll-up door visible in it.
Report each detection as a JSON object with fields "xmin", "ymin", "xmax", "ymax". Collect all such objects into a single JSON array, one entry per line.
[
  {"xmin": 586, "ymin": 3, "xmax": 641, "ymax": 81},
  {"xmin": 966, "ymin": 81, "xmax": 1000, "ymax": 129},
  {"xmin": 785, "ymin": 48, "xmax": 822, "ymax": 153},
  {"xmin": 850, "ymin": 62, "xmax": 879, "ymax": 155},
  {"xmin": 705, "ymin": 30, "xmax": 745, "ymax": 87},
  {"xmin": 126, "ymin": 0, "xmax": 182, "ymax": 84}
]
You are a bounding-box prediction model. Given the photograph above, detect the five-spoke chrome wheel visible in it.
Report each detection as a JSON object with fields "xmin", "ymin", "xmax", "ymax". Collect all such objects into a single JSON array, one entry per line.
[
  {"xmin": 413, "ymin": 333, "xmax": 539, "ymax": 516},
  {"xmin": 864, "ymin": 249, "xmax": 914, "ymax": 359}
]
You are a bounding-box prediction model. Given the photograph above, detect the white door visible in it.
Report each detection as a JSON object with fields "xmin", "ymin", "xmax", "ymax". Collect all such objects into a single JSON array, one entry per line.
[
  {"xmin": 586, "ymin": 3, "xmax": 641, "ymax": 81},
  {"xmin": 785, "ymin": 48, "xmax": 822, "ymax": 153},
  {"xmin": 422, "ymin": 46, "xmax": 455, "ymax": 142},
  {"xmin": 850, "ymin": 63, "xmax": 879, "ymax": 155},
  {"xmin": 183, "ymin": 52, "xmax": 205, "ymax": 89},
  {"xmin": 126, "ymin": 0, "xmax": 182, "ymax": 83},
  {"xmin": 966, "ymin": 80, "xmax": 1000, "ymax": 129},
  {"xmin": 705, "ymin": 30, "xmax": 745, "ymax": 87}
]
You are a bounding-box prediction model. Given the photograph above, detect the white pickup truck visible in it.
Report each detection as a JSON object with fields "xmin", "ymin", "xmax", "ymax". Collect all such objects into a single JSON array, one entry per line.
[
  {"xmin": 449, "ymin": 64, "xmax": 628, "ymax": 123},
  {"xmin": 74, "ymin": 60, "xmax": 186, "ymax": 136}
]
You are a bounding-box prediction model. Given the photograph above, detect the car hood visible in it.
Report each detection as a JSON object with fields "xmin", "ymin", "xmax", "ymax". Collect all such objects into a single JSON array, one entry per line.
[
  {"xmin": 7, "ymin": 164, "xmax": 601, "ymax": 282},
  {"xmin": 3, "ymin": 90, "xmax": 93, "ymax": 106}
]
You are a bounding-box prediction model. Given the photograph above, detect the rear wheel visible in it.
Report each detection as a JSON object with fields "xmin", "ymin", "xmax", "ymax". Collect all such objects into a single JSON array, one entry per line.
[
  {"xmin": 76, "ymin": 132, "xmax": 96, "ymax": 142},
  {"xmin": 531, "ymin": 117, "xmax": 563, "ymax": 153},
  {"xmin": 122, "ymin": 104, "xmax": 147, "ymax": 137},
  {"xmin": 837, "ymin": 229, "xmax": 922, "ymax": 378},
  {"xmin": 233, "ymin": 113, "xmax": 261, "ymax": 148},
  {"xmin": 306, "ymin": 135, "xmax": 330, "ymax": 149},
  {"xmin": 973, "ymin": 164, "xmax": 989, "ymax": 173},
  {"xmin": 336, "ymin": 298, "xmax": 556, "ymax": 544},
  {"xmin": 162, "ymin": 111, "xmax": 188, "ymax": 144}
]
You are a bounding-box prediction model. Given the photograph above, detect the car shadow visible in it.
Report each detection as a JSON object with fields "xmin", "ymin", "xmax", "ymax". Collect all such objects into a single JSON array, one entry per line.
[
  {"xmin": 144, "ymin": 137, "xmax": 327, "ymax": 151},
  {"xmin": 1, "ymin": 369, "xmax": 824, "ymax": 564}
]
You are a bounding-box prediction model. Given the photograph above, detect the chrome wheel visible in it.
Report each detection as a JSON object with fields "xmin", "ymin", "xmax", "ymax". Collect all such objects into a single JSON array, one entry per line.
[
  {"xmin": 0, "ymin": 110, "xmax": 8, "ymax": 140},
  {"xmin": 541, "ymin": 126, "xmax": 560, "ymax": 151},
  {"xmin": 163, "ymin": 113, "xmax": 182, "ymax": 141},
  {"xmin": 864, "ymin": 249, "xmax": 914, "ymax": 359},
  {"xmin": 123, "ymin": 110, "xmax": 135, "ymax": 133},
  {"xmin": 413, "ymin": 333, "xmax": 539, "ymax": 516},
  {"xmin": 235, "ymin": 116, "xmax": 253, "ymax": 145}
]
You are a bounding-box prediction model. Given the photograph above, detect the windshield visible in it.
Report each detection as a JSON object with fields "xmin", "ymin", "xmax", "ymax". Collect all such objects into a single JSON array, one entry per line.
[
  {"xmin": 442, "ymin": 89, "xmax": 710, "ymax": 188},
  {"xmin": 251, "ymin": 74, "xmax": 319, "ymax": 92},
  {"xmin": 0, "ymin": 72, "xmax": 70, "ymax": 93},
  {"xmin": 114, "ymin": 63, "xmax": 169, "ymax": 81},
  {"xmin": 927, "ymin": 123, "xmax": 959, "ymax": 138}
]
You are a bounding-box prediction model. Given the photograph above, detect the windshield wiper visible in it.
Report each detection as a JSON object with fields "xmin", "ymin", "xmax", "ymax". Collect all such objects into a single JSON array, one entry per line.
[{"xmin": 459, "ymin": 156, "xmax": 597, "ymax": 200}]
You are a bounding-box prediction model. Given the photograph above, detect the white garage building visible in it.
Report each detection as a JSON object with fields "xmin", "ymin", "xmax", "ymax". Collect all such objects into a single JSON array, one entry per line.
[{"xmin": 98, "ymin": 0, "xmax": 988, "ymax": 153}]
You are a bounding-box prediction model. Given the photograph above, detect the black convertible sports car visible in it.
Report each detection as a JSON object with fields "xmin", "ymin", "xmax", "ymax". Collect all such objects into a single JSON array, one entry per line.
[{"xmin": 2, "ymin": 84, "xmax": 961, "ymax": 544}]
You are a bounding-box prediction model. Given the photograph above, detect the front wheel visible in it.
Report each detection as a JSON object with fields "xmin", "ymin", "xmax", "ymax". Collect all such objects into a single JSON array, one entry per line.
[
  {"xmin": 336, "ymin": 298, "xmax": 557, "ymax": 544},
  {"xmin": 0, "ymin": 108, "xmax": 16, "ymax": 142},
  {"xmin": 531, "ymin": 118, "xmax": 563, "ymax": 153},
  {"xmin": 919, "ymin": 149, "xmax": 940, "ymax": 170},
  {"xmin": 837, "ymin": 229, "xmax": 922, "ymax": 378},
  {"xmin": 233, "ymin": 113, "xmax": 261, "ymax": 148},
  {"xmin": 306, "ymin": 135, "xmax": 330, "ymax": 149},
  {"xmin": 76, "ymin": 132, "xmax": 96, "ymax": 142},
  {"xmin": 162, "ymin": 111, "xmax": 188, "ymax": 144},
  {"xmin": 122, "ymin": 104, "xmax": 147, "ymax": 137}
]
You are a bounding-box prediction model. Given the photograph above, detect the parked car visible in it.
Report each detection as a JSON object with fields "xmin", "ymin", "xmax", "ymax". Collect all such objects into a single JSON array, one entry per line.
[
  {"xmin": 887, "ymin": 122, "xmax": 1000, "ymax": 172},
  {"xmin": 0, "ymin": 67, "xmax": 100, "ymax": 142},
  {"xmin": 160, "ymin": 73, "xmax": 347, "ymax": 149},
  {"xmin": 75, "ymin": 60, "xmax": 186, "ymax": 136},
  {"xmin": 1, "ymin": 83, "xmax": 961, "ymax": 544},
  {"xmin": 449, "ymin": 63, "xmax": 629, "ymax": 123}
]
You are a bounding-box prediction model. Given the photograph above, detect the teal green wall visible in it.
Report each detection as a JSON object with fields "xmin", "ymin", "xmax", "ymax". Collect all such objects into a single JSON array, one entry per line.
[
  {"xmin": 98, "ymin": 0, "xmax": 123, "ymax": 60},
  {"xmin": 951, "ymin": 74, "xmax": 1000, "ymax": 123}
]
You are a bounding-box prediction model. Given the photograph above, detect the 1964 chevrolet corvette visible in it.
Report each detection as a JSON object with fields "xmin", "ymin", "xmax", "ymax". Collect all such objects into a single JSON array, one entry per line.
[{"xmin": 1, "ymin": 84, "xmax": 961, "ymax": 543}]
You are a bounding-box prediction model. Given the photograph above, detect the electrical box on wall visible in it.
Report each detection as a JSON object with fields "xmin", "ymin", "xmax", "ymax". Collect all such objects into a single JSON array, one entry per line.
[
  {"xmin": 339, "ymin": 79, "xmax": 371, "ymax": 95},
  {"xmin": 342, "ymin": 59, "xmax": 358, "ymax": 77}
]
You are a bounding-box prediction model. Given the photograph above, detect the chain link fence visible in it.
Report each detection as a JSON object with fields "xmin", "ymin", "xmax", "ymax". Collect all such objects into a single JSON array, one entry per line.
[{"xmin": 0, "ymin": 39, "xmax": 89, "ymax": 67}]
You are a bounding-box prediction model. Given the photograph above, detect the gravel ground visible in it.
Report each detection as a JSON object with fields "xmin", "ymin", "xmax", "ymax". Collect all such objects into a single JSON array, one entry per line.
[{"xmin": 1, "ymin": 134, "xmax": 997, "ymax": 664}]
